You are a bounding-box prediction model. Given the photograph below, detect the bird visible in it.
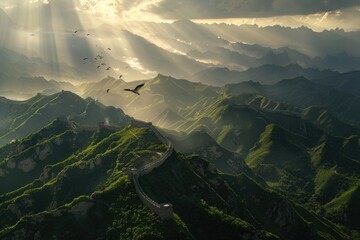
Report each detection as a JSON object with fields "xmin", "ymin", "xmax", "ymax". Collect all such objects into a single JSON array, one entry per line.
[
  {"xmin": 94, "ymin": 57, "xmax": 98, "ymax": 60},
  {"xmin": 124, "ymin": 84, "xmax": 145, "ymax": 95},
  {"xmin": 101, "ymin": 63, "xmax": 106, "ymax": 66},
  {"xmin": 106, "ymin": 67, "xmax": 111, "ymax": 71},
  {"xmin": 74, "ymin": 30, "xmax": 78, "ymax": 33},
  {"xmin": 107, "ymin": 48, "xmax": 111, "ymax": 51},
  {"xmin": 97, "ymin": 66, "xmax": 101, "ymax": 68},
  {"xmin": 83, "ymin": 58, "xmax": 88, "ymax": 60},
  {"xmin": 87, "ymin": 33, "xmax": 90, "ymax": 36},
  {"xmin": 119, "ymin": 75, "xmax": 123, "ymax": 79},
  {"xmin": 107, "ymin": 89, "xmax": 110, "ymax": 93}
]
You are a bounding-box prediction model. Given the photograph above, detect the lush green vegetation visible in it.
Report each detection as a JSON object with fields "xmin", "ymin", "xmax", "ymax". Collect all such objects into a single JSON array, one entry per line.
[
  {"xmin": 0, "ymin": 91, "xmax": 130, "ymax": 146},
  {"xmin": 1, "ymin": 75, "xmax": 360, "ymax": 239},
  {"xmin": 0, "ymin": 120, "xmax": 189, "ymax": 239}
]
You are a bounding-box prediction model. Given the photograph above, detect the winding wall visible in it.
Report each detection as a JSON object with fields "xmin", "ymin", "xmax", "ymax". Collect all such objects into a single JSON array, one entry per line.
[{"xmin": 127, "ymin": 120, "xmax": 174, "ymax": 220}]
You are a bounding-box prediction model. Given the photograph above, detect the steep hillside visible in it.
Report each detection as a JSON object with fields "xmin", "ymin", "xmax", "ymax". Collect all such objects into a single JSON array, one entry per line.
[
  {"xmin": 166, "ymin": 130, "xmax": 251, "ymax": 175},
  {"xmin": 155, "ymin": 91, "xmax": 360, "ymax": 231},
  {"xmin": 141, "ymin": 153, "xmax": 354, "ymax": 240},
  {"xmin": 0, "ymin": 91, "xmax": 131, "ymax": 146},
  {"xmin": 0, "ymin": 120, "xmax": 276, "ymax": 239},
  {"xmin": 225, "ymin": 78, "xmax": 360, "ymax": 128},
  {"xmin": 245, "ymin": 123, "xmax": 360, "ymax": 230},
  {"xmin": 229, "ymin": 93, "xmax": 360, "ymax": 137},
  {"xmin": 0, "ymin": 121, "xmax": 190, "ymax": 239},
  {"xmin": 80, "ymin": 74, "xmax": 219, "ymax": 122}
]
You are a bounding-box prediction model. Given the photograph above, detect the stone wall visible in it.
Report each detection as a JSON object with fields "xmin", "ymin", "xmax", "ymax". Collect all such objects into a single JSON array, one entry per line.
[{"xmin": 128, "ymin": 120, "xmax": 173, "ymax": 220}]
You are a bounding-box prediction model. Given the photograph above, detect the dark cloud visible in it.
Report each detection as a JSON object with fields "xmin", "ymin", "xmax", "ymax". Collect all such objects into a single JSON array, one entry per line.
[{"xmin": 149, "ymin": 0, "xmax": 360, "ymax": 18}]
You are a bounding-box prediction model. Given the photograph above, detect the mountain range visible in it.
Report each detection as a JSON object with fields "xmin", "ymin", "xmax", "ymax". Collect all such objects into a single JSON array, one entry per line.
[
  {"xmin": 78, "ymin": 73, "xmax": 360, "ymax": 233},
  {"xmin": 192, "ymin": 64, "xmax": 339, "ymax": 86},
  {"xmin": 0, "ymin": 91, "xmax": 358, "ymax": 239},
  {"xmin": 0, "ymin": 9, "xmax": 360, "ymax": 238}
]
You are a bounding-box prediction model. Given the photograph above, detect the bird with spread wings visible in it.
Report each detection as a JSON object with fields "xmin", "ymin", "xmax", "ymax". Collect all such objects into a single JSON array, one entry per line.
[{"xmin": 124, "ymin": 84, "xmax": 145, "ymax": 95}]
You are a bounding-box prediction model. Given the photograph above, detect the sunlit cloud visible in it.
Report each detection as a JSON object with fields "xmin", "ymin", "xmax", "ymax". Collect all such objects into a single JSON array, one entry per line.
[
  {"xmin": 123, "ymin": 56, "xmax": 157, "ymax": 75},
  {"xmin": 193, "ymin": 7, "xmax": 360, "ymax": 32},
  {"xmin": 1, "ymin": 0, "xmax": 359, "ymax": 31},
  {"xmin": 79, "ymin": 0, "xmax": 118, "ymax": 19},
  {"xmin": 149, "ymin": 0, "xmax": 360, "ymax": 19},
  {"xmin": 29, "ymin": 0, "xmax": 50, "ymax": 4},
  {"xmin": 319, "ymin": 12, "xmax": 329, "ymax": 23}
]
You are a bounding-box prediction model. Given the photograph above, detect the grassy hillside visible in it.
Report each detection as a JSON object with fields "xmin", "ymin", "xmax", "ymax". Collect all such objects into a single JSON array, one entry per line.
[
  {"xmin": 0, "ymin": 121, "xmax": 192, "ymax": 239},
  {"xmin": 80, "ymin": 74, "xmax": 220, "ymax": 122},
  {"xmin": 0, "ymin": 91, "xmax": 131, "ymax": 146},
  {"xmin": 141, "ymin": 152, "xmax": 354, "ymax": 240},
  {"xmin": 166, "ymin": 129, "xmax": 252, "ymax": 175},
  {"xmin": 0, "ymin": 75, "xmax": 360, "ymax": 239},
  {"xmin": 0, "ymin": 120, "xmax": 281, "ymax": 239},
  {"xmin": 149, "ymin": 88, "xmax": 360, "ymax": 232},
  {"xmin": 245, "ymin": 123, "xmax": 360, "ymax": 230}
]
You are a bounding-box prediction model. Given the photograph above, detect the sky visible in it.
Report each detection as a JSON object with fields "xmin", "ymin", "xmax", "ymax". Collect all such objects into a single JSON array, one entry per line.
[{"xmin": 0, "ymin": 0, "xmax": 360, "ymax": 31}]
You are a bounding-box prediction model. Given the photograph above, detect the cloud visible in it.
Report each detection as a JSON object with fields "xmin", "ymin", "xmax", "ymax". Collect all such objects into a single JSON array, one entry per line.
[
  {"xmin": 79, "ymin": 0, "xmax": 156, "ymax": 20},
  {"xmin": 148, "ymin": 0, "xmax": 360, "ymax": 19},
  {"xmin": 319, "ymin": 12, "xmax": 329, "ymax": 22}
]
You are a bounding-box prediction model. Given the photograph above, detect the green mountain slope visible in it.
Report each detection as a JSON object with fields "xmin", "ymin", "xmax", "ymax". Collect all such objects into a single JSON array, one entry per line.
[
  {"xmin": 245, "ymin": 123, "xmax": 360, "ymax": 230},
  {"xmin": 230, "ymin": 93, "xmax": 360, "ymax": 137},
  {"xmin": 157, "ymin": 91, "xmax": 360, "ymax": 232},
  {"xmin": 224, "ymin": 77, "xmax": 360, "ymax": 128},
  {"xmin": 0, "ymin": 121, "xmax": 191, "ymax": 239},
  {"xmin": 80, "ymin": 74, "xmax": 219, "ymax": 122},
  {"xmin": 141, "ymin": 153, "xmax": 354, "ymax": 240},
  {"xmin": 166, "ymin": 129, "xmax": 252, "ymax": 175},
  {"xmin": 0, "ymin": 91, "xmax": 130, "ymax": 146}
]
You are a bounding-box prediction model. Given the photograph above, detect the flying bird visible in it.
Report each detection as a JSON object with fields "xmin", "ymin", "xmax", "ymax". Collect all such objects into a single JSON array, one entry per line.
[{"xmin": 124, "ymin": 84, "xmax": 145, "ymax": 95}]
